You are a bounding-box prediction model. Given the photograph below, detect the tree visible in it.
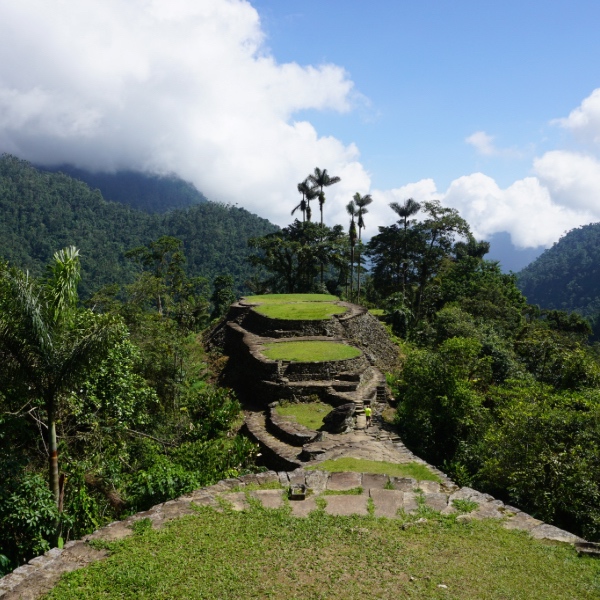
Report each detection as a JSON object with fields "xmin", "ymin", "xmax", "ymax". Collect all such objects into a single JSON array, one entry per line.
[
  {"xmin": 368, "ymin": 200, "xmax": 471, "ymax": 327},
  {"xmin": 248, "ymin": 221, "xmax": 347, "ymax": 294},
  {"xmin": 292, "ymin": 179, "xmax": 319, "ymax": 223},
  {"xmin": 353, "ymin": 193, "xmax": 373, "ymax": 302},
  {"xmin": 346, "ymin": 200, "xmax": 358, "ymax": 302},
  {"xmin": 389, "ymin": 198, "xmax": 421, "ymax": 299},
  {"xmin": 309, "ymin": 167, "xmax": 341, "ymax": 226},
  {"xmin": 0, "ymin": 248, "xmax": 118, "ymax": 518}
]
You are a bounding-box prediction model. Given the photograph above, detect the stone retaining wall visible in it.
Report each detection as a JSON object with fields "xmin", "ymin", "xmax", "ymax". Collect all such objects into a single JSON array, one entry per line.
[{"xmin": 1, "ymin": 469, "xmax": 589, "ymax": 599}]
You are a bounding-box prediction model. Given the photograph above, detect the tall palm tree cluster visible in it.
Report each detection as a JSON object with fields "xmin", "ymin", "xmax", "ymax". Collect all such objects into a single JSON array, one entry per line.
[
  {"xmin": 289, "ymin": 167, "xmax": 378, "ymax": 303},
  {"xmin": 292, "ymin": 167, "xmax": 341, "ymax": 225}
]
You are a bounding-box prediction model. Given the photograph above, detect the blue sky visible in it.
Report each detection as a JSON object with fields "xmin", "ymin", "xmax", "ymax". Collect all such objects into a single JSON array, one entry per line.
[
  {"xmin": 1, "ymin": 0, "xmax": 600, "ymax": 269},
  {"xmin": 252, "ymin": 0, "xmax": 600, "ymax": 188}
]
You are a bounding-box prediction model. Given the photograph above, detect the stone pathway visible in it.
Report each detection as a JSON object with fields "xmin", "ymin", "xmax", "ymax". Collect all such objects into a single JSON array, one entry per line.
[{"xmin": 2, "ymin": 469, "xmax": 588, "ymax": 599}]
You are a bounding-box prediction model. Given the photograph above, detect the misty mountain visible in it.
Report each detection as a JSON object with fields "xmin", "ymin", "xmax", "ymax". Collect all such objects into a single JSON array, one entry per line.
[
  {"xmin": 485, "ymin": 231, "xmax": 545, "ymax": 273},
  {"xmin": 0, "ymin": 155, "xmax": 277, "ymax": 296},
  {"xmin": 39, "ymin": 164, "xmax": 208, "ymax": 213},
  {"xmin": 517, "ymin": 222, "xmax": 600, "ymax": 317}
]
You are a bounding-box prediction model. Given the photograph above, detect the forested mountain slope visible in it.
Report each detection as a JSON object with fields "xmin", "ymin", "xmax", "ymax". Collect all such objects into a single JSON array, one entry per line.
[
  {"xmin": 39, "ymin": 164, "xmax": 208, "ymax": 213},
  {"xmin": 0, "ymin": 155, "xmax": 277, "ymax": 296},
  {"xmin": 517, "ymin": 222, "xmax": 600, "ymax": 317}
]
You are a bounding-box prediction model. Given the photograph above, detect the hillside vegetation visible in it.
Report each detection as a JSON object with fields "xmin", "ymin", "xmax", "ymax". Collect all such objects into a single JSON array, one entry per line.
[
  {"xmin": 0, "ymin": 155, "xmax": 277, "ymax": 296},
  {"xmin": 518, "ymin": 222, "xmax": 600, "ymax": 317}
]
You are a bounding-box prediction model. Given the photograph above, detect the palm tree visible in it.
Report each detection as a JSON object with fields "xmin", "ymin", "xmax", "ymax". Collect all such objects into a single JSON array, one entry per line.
[
  {"xmin": 346, "ymin": 200, "xmax": 357, "ymax": 303},
  {"xmin": 309, "ymin": 167, "xmax": 341, "ymax": 226},
  {"xmin": 0, "ymin": 247, "xmax": 117, "ymax": 516},
  {"xmin": 389, "ymin": 198, "xmax": 421, "ymax": 298},
  {"xmin": 292, "ymin": 179, "xmax": 319, "ymax": 223},
  {"xmin": 353, "ymin": 193, "xmax": 373, "ymax": 302}
]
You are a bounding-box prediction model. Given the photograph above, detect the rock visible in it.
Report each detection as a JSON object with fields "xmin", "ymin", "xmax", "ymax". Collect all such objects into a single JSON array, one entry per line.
[{"xmin": 321, "ymin": 403, "xmax": 356, "ymax": 433}]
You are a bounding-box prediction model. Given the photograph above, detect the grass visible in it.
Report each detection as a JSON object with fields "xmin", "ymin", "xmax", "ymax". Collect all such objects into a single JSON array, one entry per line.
[
  {"xmin": 307, "ymin": 458, "xmax": 441, "ymax": 482},
  {"xmin": 245, "ymin": 293, "xmax": 339, "ymax": 303},
  {"xmin": 322, "ymin": 487, "xmax": 364, "ymax": 496},
  {"xmin": 254, "ymin": 301, "xmax": 347, "ymax": 320},
  {"xmin": 369, "ymin": 308, "xmax": 385, "ymax": 317},
  {"xmin": 262, "ymin": 340, "xmax": 361, "ymax": 362},
  {"xmin": 275, "ymin": 401, "xmax": 332, "ymax": 430},
  {"xmin": 46, "ymin": 504, "xmax": 600, "ymax": 599}
]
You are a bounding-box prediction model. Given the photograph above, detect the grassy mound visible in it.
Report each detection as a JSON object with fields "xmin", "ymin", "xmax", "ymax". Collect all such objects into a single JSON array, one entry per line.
[
  {"xmin": 245, "ymin": 293, "xmax": 339, "ymax": 303},
  {"xmin": 307, "ymin": 458, "xmax": 440, "ymax": 482},
  {"xmin": 47, "ymin": 505, "xmax": 600, "ymax": 599},
  {"xmin": 262, "ymin": 341, "xmax": 361, "ymax": 362},
  {"xmin": 254, "ymin": 301, "xmax": 347, "ymax": 320},
  {"xmin": 275, "ymin": 401, "xmax": 332, "ymax": 429}
]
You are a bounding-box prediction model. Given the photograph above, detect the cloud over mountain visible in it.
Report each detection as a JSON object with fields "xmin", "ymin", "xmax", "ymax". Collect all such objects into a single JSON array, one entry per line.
[{"xmin": 0, "ymin": 0, "xmax": 599, "ymax": 249}]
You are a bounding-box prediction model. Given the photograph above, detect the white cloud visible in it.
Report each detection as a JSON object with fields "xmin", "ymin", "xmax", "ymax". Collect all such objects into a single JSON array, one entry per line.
[
  {"xmin": 0, "ymin": 0, "xmax": 367, "ymax": 226},
  {"xmin": 0, "ymin": 0, "xmax": 599, "ymax": 252},
  {"xmin": 534, "ymin": 150, "xmax": 600, "ymax": 212},
  {"xmin": 466, "ymin": 131, "xmax": 496, "ymax": 156},
  {"xmin": 554, "ymin": 88, "xmax": 600, "ymax": 144}
]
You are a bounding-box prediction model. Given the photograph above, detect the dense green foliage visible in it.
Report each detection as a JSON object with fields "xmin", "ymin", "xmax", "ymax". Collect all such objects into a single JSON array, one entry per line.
[
  {"xmin": 40, "ymin": 165, "xmax": 208, "ymax": 213},
  {"xmin": 0, "ymin": 245, "xmax": 258, "ymax": 575},
  {"xmin": 518, "ymin": 222, "xmax": 600, "ymax": 318},
  {"xmin": 0, "ymin": 155, "xmax": 277, "ymax": 297}
]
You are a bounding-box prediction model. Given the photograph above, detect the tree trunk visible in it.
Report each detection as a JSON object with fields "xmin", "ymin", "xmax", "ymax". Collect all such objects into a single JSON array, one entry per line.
[
  {"xmin": 47, "ymin": 400, "xmax": 60, "ymax": 506},
  {"xmin": 349, "ymin": 245, "xmax": 355, "ymax": 303}
]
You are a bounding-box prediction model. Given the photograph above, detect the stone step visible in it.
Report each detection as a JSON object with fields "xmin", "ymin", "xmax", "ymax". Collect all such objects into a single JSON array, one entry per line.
[{"xmin": 244, "ymin": 411, "xmax": 303, "ymax": 470}]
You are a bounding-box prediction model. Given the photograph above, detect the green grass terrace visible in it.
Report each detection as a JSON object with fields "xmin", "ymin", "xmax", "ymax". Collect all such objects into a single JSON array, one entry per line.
[
  {"xmin": 261, "ymin": 340, "xmax": 361, "ymax": 362},
  {"xmin": 243, "ymin": 293, "xmax": 348, "ymax": 320}
]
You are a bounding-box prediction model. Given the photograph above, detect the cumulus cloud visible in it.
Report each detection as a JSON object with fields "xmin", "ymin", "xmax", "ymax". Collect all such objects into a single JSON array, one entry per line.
[
  {"xmin": 465, "ymin": 131, "xmax": 496, "ymax": 156},
  {"xmin": 1, "ymin": 0, "xmax": 599, "ymax": 250},
  {"xmin": 0, "ymin": 0, "xmax": 369, "ymax": 226},
  {"xmin": 554, "ymin": 88, "xmax": 600, "ymax": 144}
]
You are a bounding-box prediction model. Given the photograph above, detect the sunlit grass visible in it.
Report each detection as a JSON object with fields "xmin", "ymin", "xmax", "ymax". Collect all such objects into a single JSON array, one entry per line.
[
  {"xmin": 262, "ymin": 340, "xmax": 361, "ymax": 362},
  {"xmin": 307, "ymin": 458, "xmax": 441, "ymax": 482},
  {"xmin": 47, "ymin": 505, "xmax": 600, "ymax": 599},
  {"xmin": 244, "ymin": 293, "xmax": 339, "ymax": 303},
  {"xmin": 254, "ymin": 301, "xmax": 347, "ymax": 320},
  {"xmin": 275, "ymin": 401, "xmax": 332, "ymax": 430}
]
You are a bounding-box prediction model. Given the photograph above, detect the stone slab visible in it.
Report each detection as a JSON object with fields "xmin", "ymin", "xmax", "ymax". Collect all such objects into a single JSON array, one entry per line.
[
  {"xmin": 403, "ymin": 492, "xmax": 420, "ymax": 513},
  {"xmin": 416, "ymin": 481, "xmax": 441, "ymax": 494},
  {"xmin": 362, "ymin": 473, "xmax": 389, "ymax": 490},
  {"xmin": 529, "ymin": 523, "xmax": 584, "ymax": 544},
  {"xmin": 222, "ymin": 492, "xmax": 249, "ymax": 511},
  {"xmin": 251, "ymin": 489, "xmax": 284, "ymax": 509},
  {"xmin": 423, "ymin": 493, "xmax": 449, "ymax": 512},
  {"xmin": 370, "ymin": 489, "xmax": 404, "ymax": 518},
  {"xmin": 305, "ymin": 470, "xmax": 329, "ymax": 493},
  {"xmin": 288, "ymin": 469, "xmax": 307, "ymax": 486},
  {"xmin": 289, "ymin": 496, "xmax": 319, "ymax": 518},
  {"xmin": 502, "ymin": 512, "xmax": 543, "ymax": 532},
  {"xmin": 390, "ymin": 477, "xmax": 417, "ymax": 491},
  {"xmin": 323, "ymin": 495, "xmax": 369, "ymax": 517},
  {"xmin": 449, "ymin": 487, "xmax": 493, "ymax": 504},
  {"xmin": 327, "ymin": 471, "xmax": 363, "ymax": 491}
]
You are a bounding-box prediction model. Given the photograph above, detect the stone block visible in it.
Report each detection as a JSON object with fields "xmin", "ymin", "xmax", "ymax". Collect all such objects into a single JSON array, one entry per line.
[
  {"xmin": 415, "ymin": 481, "xmax": 440, "ymax": 494},
  {"xmin": 529, "ymin": 523, "xmax": 584, "ymax": 544},
  {"xmin": 323, "ymin": 495, "xmax": 369, "ymax": 517},
  {"xmin": 390, "ymin": 477, "xmax": 417, "ymax": 491},
  {"xmin": 403, "ymin": 492, "xmax": 420, "ymax": 513},
  {"xmin": 327, "ymin": 471, "xmax": 362, "ymax": 491},
  {"xmin": 251, "ymin": 489, "xmax": 285, "ymax": 509},
  {"xmin": 370, "ymin": 489, "xmax": 404, "ymax": 518},
  {"xmin": 288, "ymin": 469, "xmax": 307, "ymax": 486},
  {"xmin": 289, "ymin": 496, "xmax": 319, "ymax": 518},
  {"xmin": 502, "ymin": 511, "xmax": 543, "ymax": 532},
  {"xmin": 423, "ymin": 493, "xmax": 449, "ymax": 512},
  {"xmin": 305, "ymin": 470, "xmax": 329, "ymax": 493},
  {"xmin": 221, "ymin": 492, "xmax": 249, "ymax": 511},
  {"xmin": 362, "ymin": 473, "xmax": 389, "ymax": 490}
]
